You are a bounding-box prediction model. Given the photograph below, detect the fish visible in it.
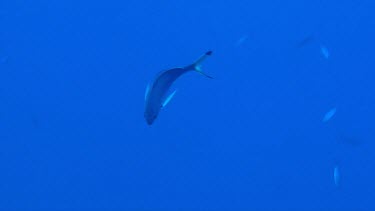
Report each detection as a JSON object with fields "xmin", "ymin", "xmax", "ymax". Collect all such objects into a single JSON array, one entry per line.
[
  {"xmin": 296, "ymin": 34, "xmax": 315, "ymax": 48},
  {"xmin": 333, "ymin": 165, "xmax": 340, "ymax": 187},
  {"xmin": 322, "ymin": 107, "xmax": 336, "ymax": 122},
  {"xmin": 320, "ymin": 44, "xmax": 330, "ymax": 59},
  {"xmin": 144, "ymin": 51, "xmax": 213, "ymax": 125},
  {"xmin": 235, "ymin": 35, "xmax": 249, "ymax": 47},
  {"xmin": 337, "ymin": 135, "xmax": 362, "ymax": 147}
]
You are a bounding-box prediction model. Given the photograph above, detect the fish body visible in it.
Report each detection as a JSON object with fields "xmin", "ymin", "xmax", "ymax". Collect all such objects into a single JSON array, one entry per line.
[
  {"xmin": 323, "ymin": 107, "xmax": 336, "ymax": 122},
  {"xmin": 144, "ymin": 51, "xmax": 212, "ymax": 125},
  {"xmin": 296, "ymin": 35, "xmax": 315, "ymax": 48},
  {"xmin": 334, "ymin": 165, "xmax": 340, "ymax": 187},
  {"xmin": 235, "ymin": 35, "xmax": 249, "ymax": 47},
  {"xmin": 320, "ymin": 45, "xmax": 330, "ymax": 59}
]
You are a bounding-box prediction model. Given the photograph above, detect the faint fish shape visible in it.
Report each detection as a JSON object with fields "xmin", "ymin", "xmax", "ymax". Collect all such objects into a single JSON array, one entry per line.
[
  {"xmin": 144, "ymin": 51, "xmax": 213, "ymax": 125},
  {"xmin": 235, "ymin": 35, "xmax": 249, "ymax": 47},
  {"xmin": 323, "ymin": 107, "xmax": 336, "ymax": 122},
  {"xmin": 296, "ymin": 34, "xmax": 315, "ymax": 48},
  {"xmin": 320, "ymin": 45, "xmax": 330, "ymax": 59},
  {"xmin": 334, "ymin": 165, "xmax": 340, "ymax": 187}
]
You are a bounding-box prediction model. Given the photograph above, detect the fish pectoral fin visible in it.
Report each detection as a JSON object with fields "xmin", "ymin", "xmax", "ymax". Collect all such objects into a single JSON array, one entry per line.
[
  {"xmin": 197, "ymin": 70, "xmax": 214, "ymax": 79},
  {"xmin": 195, "ymin": 65, "xmax": 213, "ymax": 79},
  {"xmin": 161, "ymin": 90, "xmax": 177, "ymax": 108},
  {"xmin": 195, "ymin": 65, "xmax": 202, "ymax": 72}
]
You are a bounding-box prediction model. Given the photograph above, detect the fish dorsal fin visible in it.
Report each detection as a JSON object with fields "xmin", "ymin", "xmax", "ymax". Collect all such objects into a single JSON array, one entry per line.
[
  {"xmin": 145, "ymin": 83, "xmax": 150, "ymax": 101},
  {"xmin": 161, "ymin": 90, "xmax": 177, "ymax": 108}
]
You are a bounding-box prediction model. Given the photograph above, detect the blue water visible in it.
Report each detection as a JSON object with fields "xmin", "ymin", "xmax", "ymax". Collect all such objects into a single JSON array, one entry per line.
[{"xmin": 1, "ymin": 0, "xmax": 375, "ymax": 210}]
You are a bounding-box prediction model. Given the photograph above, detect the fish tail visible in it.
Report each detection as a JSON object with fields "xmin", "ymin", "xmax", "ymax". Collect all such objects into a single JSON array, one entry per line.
[
  {"xmin": 192, "ymin": 51, "xmax": 213, "ymax": 79},
  {"xmin": 194, "ymin": 51, "xmax": 212, "ymax": 66}
]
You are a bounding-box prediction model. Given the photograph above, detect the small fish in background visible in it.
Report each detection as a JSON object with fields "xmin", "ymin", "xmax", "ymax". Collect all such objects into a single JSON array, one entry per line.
[
  {"xmin": 322, "ymin": 107, "xmax": 337, "ymax": 122},
  {"xmin": 320, "ymin": 44, "xmax": 330, "ymax": 59},
  {"xmin": 333, "ymin": 165, "xmax": 340, "ymax": 187},
  {"xmin": 296, "ymin": 34, "xmax": 315, "ymax": 48},
  {"xmin": 235, "ymin": 35, "xmax": 249, "ymax": 47},
  {"xmin": 337, "ymin": 135, "xmax": 362, "ymax": 147},
  {"xmin": 144, "ymin": 51, "xmax": 213, "ymax": 125}
]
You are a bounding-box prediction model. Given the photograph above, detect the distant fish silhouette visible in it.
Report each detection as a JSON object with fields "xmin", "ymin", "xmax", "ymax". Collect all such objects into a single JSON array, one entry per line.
[
  {"xmin": 333, "ymin": 164, "xmax": 340, "ymax": 187},
  {"xmin": 144, "ymin": 51, "xmax": 213, "ymax": 125},
  {"xmin": 337, "ymin": 134, "xmax": 362, "ymax": 147},
  {"xmin": 235, "ymin": 35, "xmax": 249, "ymax": 47},
  {"xmin": 320, "ymin": 45, "xmax": 330, "ymax": 59},
  {"xmin": 296, "ymin": 35, "xmax": 315, "ymax": 48},
  {"xmin": 323, "ymin": 107, "xmax": 336, "ymax": 122},
  {"xmin": 296, "ymin": 36, "xmax": 331, "ymax": 60}
]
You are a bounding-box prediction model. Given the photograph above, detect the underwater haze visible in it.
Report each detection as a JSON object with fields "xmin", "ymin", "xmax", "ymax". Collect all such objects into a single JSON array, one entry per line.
[{"xmin": 1, "ymin": 0, "xmax": 375, "ymax": 210}]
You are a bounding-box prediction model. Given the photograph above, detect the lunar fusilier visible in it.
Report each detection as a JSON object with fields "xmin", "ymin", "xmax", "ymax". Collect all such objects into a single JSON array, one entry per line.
[{"xmin": 144, "ymin": 51, "xmax": 213, "ymax": 125}]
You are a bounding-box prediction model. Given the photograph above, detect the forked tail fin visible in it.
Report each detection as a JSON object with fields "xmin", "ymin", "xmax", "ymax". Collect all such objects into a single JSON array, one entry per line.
[
  {"xmin": 194, "ymin": 51, "xmax": 212, "ymax": 66},
  {"xmin": 192, "ymin": 51, "xmax": 213, "ymax": 79}
]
